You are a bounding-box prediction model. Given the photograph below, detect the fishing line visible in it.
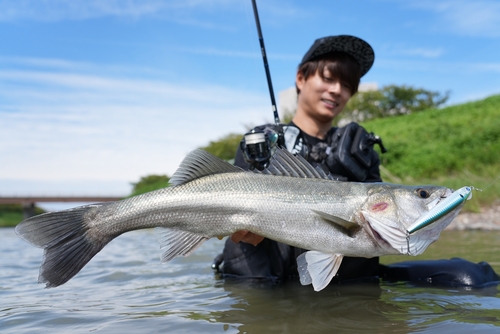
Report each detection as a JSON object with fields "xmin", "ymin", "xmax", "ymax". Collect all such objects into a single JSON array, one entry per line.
[
  {"xmin": 477, "ymin": 174, "xmax": 500, "ymax": 191},
  {"xmin": 467, "ymin": 175, "xmax": 500, "ymax": 194}
]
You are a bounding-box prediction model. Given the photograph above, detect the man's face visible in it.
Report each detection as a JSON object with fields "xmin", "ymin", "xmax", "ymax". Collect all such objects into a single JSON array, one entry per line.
[{"xmin": 296, "ymin": 67, "xmax": 352, "ymax": 123}]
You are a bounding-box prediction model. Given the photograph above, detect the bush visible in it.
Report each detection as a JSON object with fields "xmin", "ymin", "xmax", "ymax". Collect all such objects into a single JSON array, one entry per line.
[
  {"xmin": 200, "ymin": 133, "xmax": 243, "ymax": 162},
  {"xmin": 340, "ymin": 85, "xmax": 449, "ymax": 124},
  {"xmin": 130, "ymin": 175, "xmax": 171, "ymax": 197}
]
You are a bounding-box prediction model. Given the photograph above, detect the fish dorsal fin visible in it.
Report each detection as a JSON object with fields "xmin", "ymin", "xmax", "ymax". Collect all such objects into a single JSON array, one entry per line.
[
  {"xmin": 257, "ymin": 148, "xmax": 335, "ymax": 180},
  {"xmin": 170, "ymin": 149, "xmax": 243, "ymax": 186},
  {"xmin": 297, "ymin": 251, "xmax": 344, "ymax": 292}
]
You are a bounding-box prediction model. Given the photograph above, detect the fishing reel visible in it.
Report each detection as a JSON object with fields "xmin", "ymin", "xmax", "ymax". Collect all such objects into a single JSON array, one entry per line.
[{"xmin": 240, "ymin": 126, "xmax": 280, "ymax": 170}]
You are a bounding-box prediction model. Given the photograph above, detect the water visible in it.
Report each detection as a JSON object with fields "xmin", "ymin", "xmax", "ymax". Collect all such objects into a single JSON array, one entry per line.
[{"xmin": 1, "ymin": 228, "xmax": 500, "ymax": 333}]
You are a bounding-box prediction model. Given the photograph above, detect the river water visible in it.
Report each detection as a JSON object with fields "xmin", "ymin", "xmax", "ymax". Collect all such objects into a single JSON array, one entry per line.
[{"xmin": 1, "ymin": 227, "xmax": 500, "ymax": 333}]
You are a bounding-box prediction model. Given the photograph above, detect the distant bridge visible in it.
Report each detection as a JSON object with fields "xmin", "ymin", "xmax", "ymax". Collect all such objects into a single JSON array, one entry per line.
[{"xmin": 0, "ymin": 196, "xmax": 124, "ymax": 218}]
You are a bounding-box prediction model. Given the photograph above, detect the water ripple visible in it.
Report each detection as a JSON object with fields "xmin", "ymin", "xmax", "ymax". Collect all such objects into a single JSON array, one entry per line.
[{"xmin": 1, "ymin": 228, "xmax": 500, "ymax": 333}]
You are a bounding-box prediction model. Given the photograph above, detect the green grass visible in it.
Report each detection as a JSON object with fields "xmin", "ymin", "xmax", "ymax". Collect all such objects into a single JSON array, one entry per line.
[
  {"xmin": 0, "ymin": 204, "xmax": 45, "ymax": 228},
  {"xmin": 365, "ymin": 95, "xmax": 500, "ymax": 179},
  {"xmin": 363, "ymin": 94, "xmax": 500, "ymax": 211},
  {"xmin": 0, "ymin": 211, "xmax": 25, "ymax": 228}
]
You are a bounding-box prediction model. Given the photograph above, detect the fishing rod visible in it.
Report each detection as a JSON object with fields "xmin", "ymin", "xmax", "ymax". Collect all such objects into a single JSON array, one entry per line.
[{"xmin": 250, "ymin": 0, "xmax": 285, "ymax": 148}]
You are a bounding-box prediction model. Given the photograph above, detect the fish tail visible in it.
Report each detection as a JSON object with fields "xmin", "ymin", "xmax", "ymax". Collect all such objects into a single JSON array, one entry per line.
[{"xmin": 15, "ymin": 203, "xmax": 114, "ymax": 288}]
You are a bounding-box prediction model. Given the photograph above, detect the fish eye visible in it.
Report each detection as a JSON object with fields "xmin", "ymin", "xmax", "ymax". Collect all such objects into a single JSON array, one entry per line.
[{"xmin": 416, "ymin": 188, "xmax": 430, "ymax": 198}]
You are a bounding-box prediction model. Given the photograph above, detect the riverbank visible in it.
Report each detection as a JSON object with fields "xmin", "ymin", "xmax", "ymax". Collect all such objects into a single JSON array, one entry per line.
[{"xmin": 448, "ymin": 202, "xmax": 500, "ymax": 231}]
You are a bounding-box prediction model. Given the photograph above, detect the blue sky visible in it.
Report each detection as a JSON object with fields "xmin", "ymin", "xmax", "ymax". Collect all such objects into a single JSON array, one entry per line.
[{"xmin": 1, "ymin": 0, "xmax": 499, "ymax": 208}]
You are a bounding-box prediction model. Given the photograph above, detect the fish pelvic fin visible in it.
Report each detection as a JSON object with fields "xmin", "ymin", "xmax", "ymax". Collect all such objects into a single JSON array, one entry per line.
[
  {"xmin": 170, "ymin": 149, "xmax": 243, "ymax": 186},
  {"xmin": 15, "ymin": 204, "xmax": 114, "ymax": 288},
  {"xmin": 311, "ymin": 209, "xmax": 359, "ymax": 234},
  {"xmin": 296, "ymin": 251, "xmax": 344, "ymax": 292},
  {"xmin": 155, "ymin": 228, "xmax": 209, "ymax": 262}
]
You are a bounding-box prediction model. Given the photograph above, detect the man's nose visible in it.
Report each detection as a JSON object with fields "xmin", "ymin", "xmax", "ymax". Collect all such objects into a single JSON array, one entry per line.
[{"xmin": 328, "ymin": 81, "xmax": 341, "ymax": 94}]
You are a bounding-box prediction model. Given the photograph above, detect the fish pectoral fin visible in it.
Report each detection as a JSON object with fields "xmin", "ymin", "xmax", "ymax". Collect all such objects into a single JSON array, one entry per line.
[
  {"xmin": 296, "ymin": 251, "xmax": 344, "ymax": 292},
  {"xmin": 155, "ymin": 228, "xmax": 209, "ymax": 262},
  {"xmin": 311, "ymin": 209, "xmax": 359, "ymax": 233}
]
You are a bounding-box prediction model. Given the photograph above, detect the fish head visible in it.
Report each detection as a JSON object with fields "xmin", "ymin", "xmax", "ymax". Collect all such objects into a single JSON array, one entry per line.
[{"xmin": 359, "ymin": 184, "xmax": 465, "ymax": 256}]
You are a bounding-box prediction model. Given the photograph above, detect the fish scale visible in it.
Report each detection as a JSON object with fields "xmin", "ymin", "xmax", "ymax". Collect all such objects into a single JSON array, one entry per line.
[{"xmin": 16, "ymin": 148, "xmax": 467, "ymax": 291}]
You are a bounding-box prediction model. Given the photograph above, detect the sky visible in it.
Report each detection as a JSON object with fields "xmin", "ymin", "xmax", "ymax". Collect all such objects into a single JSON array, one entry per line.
[{"xmin": 1, "ymin": 0, "xmax": 500, "ymax": 209}]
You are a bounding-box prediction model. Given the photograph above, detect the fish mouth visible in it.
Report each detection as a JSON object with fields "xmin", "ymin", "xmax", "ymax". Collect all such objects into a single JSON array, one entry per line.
[{"xmin": 362, "ymin": 188, "xmax": 464, "ymax": 256}]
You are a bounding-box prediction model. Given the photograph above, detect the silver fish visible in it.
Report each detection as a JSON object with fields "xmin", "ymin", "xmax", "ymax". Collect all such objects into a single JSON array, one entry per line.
[{"xmin": 16, "ymin": 149, "xmax": 467, "ymax": 291}]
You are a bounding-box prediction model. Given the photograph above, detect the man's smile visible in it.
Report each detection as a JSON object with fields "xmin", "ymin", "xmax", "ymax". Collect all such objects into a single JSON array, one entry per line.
[{"xmin": 321, "ymin": 98, "xmax": 339, "ymax": 109}]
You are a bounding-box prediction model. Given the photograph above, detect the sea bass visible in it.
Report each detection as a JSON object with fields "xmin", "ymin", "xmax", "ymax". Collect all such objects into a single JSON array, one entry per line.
[{"xmin": 16, "ymin": 149, "xmax": 469, "ymax": 291}]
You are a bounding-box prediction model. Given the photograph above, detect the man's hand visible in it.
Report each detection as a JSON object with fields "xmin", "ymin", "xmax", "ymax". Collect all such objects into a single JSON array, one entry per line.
[{"xmin": 230, "ymin": 230, "xmax": 265, "ymax": 246}]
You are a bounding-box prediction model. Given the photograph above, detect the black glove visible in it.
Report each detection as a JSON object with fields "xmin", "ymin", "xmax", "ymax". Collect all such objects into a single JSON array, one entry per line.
[{"xmin": 326, "ymin": 122, "xmax": 386, "ymax": 182}]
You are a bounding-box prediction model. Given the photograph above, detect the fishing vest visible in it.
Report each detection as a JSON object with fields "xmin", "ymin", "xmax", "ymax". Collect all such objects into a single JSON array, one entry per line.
[{"xmin": 283, "ymin": 122, "xmax": 383, "ymax": 182}]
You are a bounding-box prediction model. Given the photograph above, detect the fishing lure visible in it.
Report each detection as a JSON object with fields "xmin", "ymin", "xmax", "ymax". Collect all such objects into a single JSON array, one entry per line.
[{"xmin": 407, "ymin": 186, "xmax": 473, "ymax": 235}]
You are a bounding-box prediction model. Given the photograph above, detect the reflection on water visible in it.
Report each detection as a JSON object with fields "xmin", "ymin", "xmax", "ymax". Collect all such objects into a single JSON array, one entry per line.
[{"xmin": 1, "ymin": 228, "xmax": 499, "ymax": 333}]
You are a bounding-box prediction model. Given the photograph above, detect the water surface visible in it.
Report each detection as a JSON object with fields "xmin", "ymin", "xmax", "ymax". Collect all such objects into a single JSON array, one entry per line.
[{"xmin": 1, "ymin": 228, "xmax": 499, "ymax": 333}]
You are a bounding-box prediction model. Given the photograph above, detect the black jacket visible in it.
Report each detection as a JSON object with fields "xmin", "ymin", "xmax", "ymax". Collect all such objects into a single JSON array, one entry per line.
[{"xmin": 220, "ymin": 122, "xmax": 381, "ymax": 284}]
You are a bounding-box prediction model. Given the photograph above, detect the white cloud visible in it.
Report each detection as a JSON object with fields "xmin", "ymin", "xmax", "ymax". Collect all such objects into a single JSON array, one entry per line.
[
  {"xmin": 174, "ymin": 46, "xmax": 300, "ymax": 61},
  {"xmin": 0, "ymin": 0, "xmax": 303, "ymax": 23},
  {"xmin": 396, "ymin": 47, "xmax": 445, "ymax": 59},
  {"xmin": 0, "ymin": 57, "xmax": 270, "ymax": 195},
  {"xmin": 381, "ymin": 44, "xmax": 446, "ymax": 59},
  {"xmin": 376, "ymin": 58, "xmax": 500, "ymax": 75},
  {"xmin": 0, "ymin": 0, "xmax": 307, "ymax": 31},
  {"xmin": 0, "ymin": 0, "xmax": 242, "ymax": 22},
  {"xmin": 406, "ymin": 0, "xmax": 500, "ymax": 37}
]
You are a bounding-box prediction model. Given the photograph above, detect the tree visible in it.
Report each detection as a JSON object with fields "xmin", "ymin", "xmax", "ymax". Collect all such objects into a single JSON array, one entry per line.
[
  {"xmin": 338, "ymin": 85, "xmax": 450, "ymax": 125},
  {"xmin": 199, "ymin": 133, "xmax": 243, "ymax": 161},
  {"xmin": 379, "ymin": 85, "xmax": 449, "ymax": 116},
  {"xmin": 130, "ymin": 175, "xmax": 171, "ymax": 196},
  {"xmin": 337, "ymin": 89, "xmax": 385, "ymax": 125}
]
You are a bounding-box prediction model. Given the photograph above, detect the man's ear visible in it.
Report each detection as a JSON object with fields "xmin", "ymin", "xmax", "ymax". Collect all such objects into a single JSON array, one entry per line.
[{"xmin": 295, "ymin": 71, "xmax": 305, "ymax": 93}]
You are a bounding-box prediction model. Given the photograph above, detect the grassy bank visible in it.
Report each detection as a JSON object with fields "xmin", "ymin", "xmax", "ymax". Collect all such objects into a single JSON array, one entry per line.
[
  {"xmin": 363, "ymin": 94, "xmax": 500, "ymax": 212},
  {"xmin": 0, "ymin": 204, "xmax": 45, "ymax": 228},
  {"xmin": 0, "ymin": 211, "xmax": 24, "ymax": 227}
]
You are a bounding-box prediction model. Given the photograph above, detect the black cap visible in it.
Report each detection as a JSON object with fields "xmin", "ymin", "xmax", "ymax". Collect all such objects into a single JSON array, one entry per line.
[{"xmin": 300, "ymin": 35, "xmax": 375, "ymax": 77}]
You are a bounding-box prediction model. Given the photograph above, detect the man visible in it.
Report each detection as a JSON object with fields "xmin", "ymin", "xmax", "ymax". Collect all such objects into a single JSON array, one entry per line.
[{"xmin": 215, "ymin": 35, "xmax": 499, "ymax": 288}]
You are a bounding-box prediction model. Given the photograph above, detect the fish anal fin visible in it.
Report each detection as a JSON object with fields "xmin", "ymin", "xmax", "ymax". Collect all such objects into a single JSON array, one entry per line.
[
  {"xmin": 155, "ymin": 228, "xmax": 208, "ymax": 262},
  {"xmin": 312, "ymin": 209, "xmax": 359, "ymax": 234},
  {"xmin": 297, "ymin": 251, "xmax": 344, "ymax": 292}
]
